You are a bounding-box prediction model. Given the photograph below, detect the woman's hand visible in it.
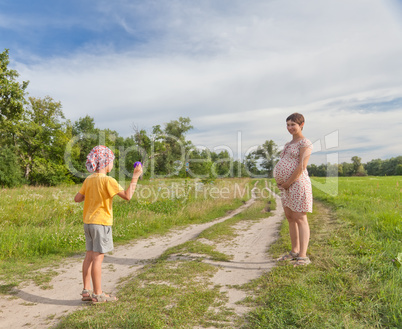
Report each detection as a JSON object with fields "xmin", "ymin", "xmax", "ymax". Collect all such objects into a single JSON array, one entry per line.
[{"xmin": 277, "ymin": 182, "xmax": 290, "ymax": 190}]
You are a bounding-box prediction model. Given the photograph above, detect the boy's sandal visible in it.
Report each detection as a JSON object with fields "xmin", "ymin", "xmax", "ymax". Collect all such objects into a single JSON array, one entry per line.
[
  {"xmin": 81, "ymin": 289, "xmax": 93, "ymax": 302},
  {"xmin": 294, "ymin": 257, "xmax": 311, "ymax": 267},
  {"xmin": 92, "ymin": 292, "xmax": 118, "ymax": 304},
  {"xmin": 277, "ymin": 251, "xmax": 299, "ymax": 261}
]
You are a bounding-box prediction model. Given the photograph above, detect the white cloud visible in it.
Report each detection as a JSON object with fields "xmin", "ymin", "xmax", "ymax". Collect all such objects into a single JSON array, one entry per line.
[{"xmin": 12, "ymin": 0, "xmax": 402, "ymax": 164}]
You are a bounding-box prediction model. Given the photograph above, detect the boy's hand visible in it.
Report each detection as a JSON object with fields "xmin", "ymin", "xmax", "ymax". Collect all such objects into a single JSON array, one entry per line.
[{"xmin": 133, "ymin": 164, "xmax": 143, "ymax": 178}]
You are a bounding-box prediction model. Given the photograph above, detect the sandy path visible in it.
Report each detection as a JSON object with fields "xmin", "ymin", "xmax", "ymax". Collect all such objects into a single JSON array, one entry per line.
[
  {"xmin": 203, "ymin": 199, "xmax": 283, "ymax": 317},
  {"xmin": 0, "ymin": 185, "xmax": 283, "ymax": 329},
  {"xmin": 197, "ymin": 185, "xmax": 283, "ymax": 326}
]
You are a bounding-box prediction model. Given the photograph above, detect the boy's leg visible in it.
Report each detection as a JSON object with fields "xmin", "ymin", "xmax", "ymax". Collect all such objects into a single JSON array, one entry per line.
[
  {"xmin": 85, "ymin": 224, "xmax": 114, "ymax": 298},
  {"xmin": 82, "ymin": 250, "xmax": 94, "ymax": 290},
  {"xmin": 91, "ymin": 252, "xmax": 105, "ymax": 295}
]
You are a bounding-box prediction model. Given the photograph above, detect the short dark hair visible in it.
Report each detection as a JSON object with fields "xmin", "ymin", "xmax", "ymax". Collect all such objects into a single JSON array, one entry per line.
[{"xmin": 286, "ymin": 113, "xmax": 305, "ymax": 126}]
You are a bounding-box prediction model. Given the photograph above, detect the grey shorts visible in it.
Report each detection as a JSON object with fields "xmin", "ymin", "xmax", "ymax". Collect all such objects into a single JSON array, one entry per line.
[{"xmin": 84, "ymin": 224, "xmax": 114, "ymax": 254}]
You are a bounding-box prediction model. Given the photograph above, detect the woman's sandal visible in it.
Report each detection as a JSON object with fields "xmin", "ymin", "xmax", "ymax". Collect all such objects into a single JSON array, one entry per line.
[
  {"xmin": 294, "ymin": 257, "xmax": 311, "ymax": 267},
  {"xmin": 81, "ymin": 289, "xmax": 93, "ymax": 302},
  {"xmin": 92, "ymin": 292, "xmax": 118, "ymax": 304},
  {"xmin": 277, "ymin": 251, "xmax": 299, "ymax": 261}
]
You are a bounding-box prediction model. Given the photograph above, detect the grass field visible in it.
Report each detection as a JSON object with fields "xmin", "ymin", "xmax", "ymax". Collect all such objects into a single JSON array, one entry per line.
[
  {"xmin": 0, "ymin": 178, "xmax": 251, "ymax": 286},
  {"xmin": 1, "ymin": 176, "xmax": 401, "ymax": 328},
  {"xmin": 244, "ymin": 176, "xmax": 402, "ymax": 328}
]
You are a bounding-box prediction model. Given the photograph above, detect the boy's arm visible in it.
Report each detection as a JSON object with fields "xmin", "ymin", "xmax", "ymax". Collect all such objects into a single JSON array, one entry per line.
[
  {"xmin": 74, "ymin": 192, "xmax": 85, "ymax": 203},
  {"xmin": 117, "ymin": 164, "xmax": 143, "ymax": 201}
]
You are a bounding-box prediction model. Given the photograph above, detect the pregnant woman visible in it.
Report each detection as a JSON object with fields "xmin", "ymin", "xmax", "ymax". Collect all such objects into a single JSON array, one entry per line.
[{"xmin": 273, "ymin": 113, "xmax": 313, "ymax": 266}]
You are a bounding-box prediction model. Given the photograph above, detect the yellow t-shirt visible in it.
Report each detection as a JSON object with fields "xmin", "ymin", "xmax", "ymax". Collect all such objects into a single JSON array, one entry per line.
[{"xmin": 79, "ymin": 173, "xmax": 124, "ymax": 226}]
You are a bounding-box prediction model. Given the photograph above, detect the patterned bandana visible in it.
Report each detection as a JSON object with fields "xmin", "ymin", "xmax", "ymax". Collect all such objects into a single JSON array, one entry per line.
[{"xmin": 85, "ymin": 145, "xmax": 115, "ymax": 173}]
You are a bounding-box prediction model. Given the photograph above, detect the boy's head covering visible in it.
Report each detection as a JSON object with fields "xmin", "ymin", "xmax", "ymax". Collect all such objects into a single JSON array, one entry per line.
[{"xmin": 86, "ymin": 145, "xmax": 115, "ymax": 173}]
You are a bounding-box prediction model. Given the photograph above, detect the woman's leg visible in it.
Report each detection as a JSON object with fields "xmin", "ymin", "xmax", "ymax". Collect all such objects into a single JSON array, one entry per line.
[
  {"xmin": 293, "ymin": 211, "xmax": 310, "ymax": 258},
  {"xmin": 284, "ymin": 206, "xmax": 300, "ymax": 254}
]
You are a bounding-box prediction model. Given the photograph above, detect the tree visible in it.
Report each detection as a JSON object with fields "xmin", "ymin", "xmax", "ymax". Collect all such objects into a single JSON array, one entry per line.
[
  {"xmin": 0, "ymin": 49, "xmax": 29, "ymax": 123},
  {"xmin": 339, "ymin": 162, "xmax": 354, "ymax": 176},
  {"xmin": 396, "ymin": 164, "xmax": 402, "ymax": 176},
  {"xmin": 351, "ymin": 156, "xmax": 367, "ymax": 176},
  {"xmin": 244, "ymin": 140, "xmax": 279, "ymax": 177},
  {"xmin": 365, "ymin": 158, "xmax": 383, "ymax": 176},
  {"xmin": 72, "ymin": 115, "xmax": 97, "ymax": 137},
  {"xmin": 118, "ymin": 136, "xmax": 144, "ymax": 178},
  {"xmin": 211, "ymin": 150, "xmax": 232, "ymax": 178},
  {"xmin": 351, "ymin": 156, "xmax": 362, "ymax": 173},
  {"xmin": 0, "ymin": 146, "xmax": 25, "ymax": 187},
  {"xmin": 233, "ymin": 160, "xmax": 248, "ymax": 177},
  {"xmin": 133, "ymin": 125, "xmax": 152, "ymax": 155},
  {"xmin": 327, "ymin": 163, "xmax": 338, "ymax": 177},
  {"xmin": 164, "ymin": 117, "xmax": 193, "ymax": 139},
  {"xmin": 149, "ymin": 117, "xmax": 194, "ymax": 177},
  {"xmin": 186, "ymin": 148, "xmax": 213, "ymax": 178},
  {"xmin": 259, "ymin": 140, "xmax": 279, "ymax": 177},
  {"xmin": 68, "ymin": 115, "xmax": 98, "ymax": 178},
  {"xmin": 164, "ymin": 117, "xmax": 193, "ymax": 175},
  {"xmin": 12, "ymin": 96, "xmax": 72, "ymax": 185},
  {"xmin": 383, "ymin": 156, "xmax": 402, "ymax": 175},
  {"xmin": 308, "ymin": 163, "xmax": 338, "ymax": 177},
  {"xmin": 307, "ymin": 164, "xmax": 318, "ymax": 176},
  {"xmin": 337, "ymin": 163, "xmax": 344, "ymax": 176}
]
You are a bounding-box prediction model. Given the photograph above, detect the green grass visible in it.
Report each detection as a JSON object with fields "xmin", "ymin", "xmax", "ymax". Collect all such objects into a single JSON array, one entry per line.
[
  {"xmin": 0, "ymin": 178, "xmax": 250, "ymax": 285},
  {"xmin": 6, "ymin": 176, "xmax": 400, "ymax": 327},
  {"xmin": 160, "ymin": 240, "xmax": 232, "ymax": 262},
  {"xmin": 242, "ymin": 176, "xmax": 402, "ymax": 328},
  {"xmin": 57, "ymin": 260, "xmax": 225, "ymax": 329}
]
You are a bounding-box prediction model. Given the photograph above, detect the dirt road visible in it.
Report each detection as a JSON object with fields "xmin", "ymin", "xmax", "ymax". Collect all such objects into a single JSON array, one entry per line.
[{"xmin": 0, "ymin": 186, "xmax": 283, "ymax": 328}]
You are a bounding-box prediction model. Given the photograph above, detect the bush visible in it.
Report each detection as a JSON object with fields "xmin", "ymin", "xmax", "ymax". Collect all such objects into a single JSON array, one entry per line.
[
  {"xmin": 0, "ymin": 146, "xmax": 25, "ymax": 187},
  {"xmin": 395, "ymin": 164, "xmax": 402, "ymax": 175},
  {"xmin": 29, "ymin": 158, "xmax": 74, "ymax": 186}
]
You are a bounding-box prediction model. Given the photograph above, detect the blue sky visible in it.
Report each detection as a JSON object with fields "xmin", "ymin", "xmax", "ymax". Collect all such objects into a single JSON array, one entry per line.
[{"xmin": 1, "ymin": 0, "xmax": 402, "ymax": 165}]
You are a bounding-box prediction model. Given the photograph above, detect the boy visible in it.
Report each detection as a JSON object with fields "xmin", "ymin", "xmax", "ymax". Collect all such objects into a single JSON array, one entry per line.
[{"xmin": 74, "ymin": 145, "xmax": 142, "ymax": 303}]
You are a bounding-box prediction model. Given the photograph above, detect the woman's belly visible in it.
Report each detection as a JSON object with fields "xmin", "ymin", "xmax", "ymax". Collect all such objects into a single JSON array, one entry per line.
[{"xmin": 273, "ymin": 158, "xmax": 296, "ymax": 184}]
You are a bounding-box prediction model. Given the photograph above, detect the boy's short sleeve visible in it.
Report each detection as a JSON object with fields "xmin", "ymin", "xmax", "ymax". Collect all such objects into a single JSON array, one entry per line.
[
  {"xmin": 299, "ymin": 138, "xmax": 313, "ymax": 150},
  {"xmin": 78, "ymin": 179, "xmax": 87, "ymax": 195},
  {"xmin": 105, "ymin": 177, "xmax": 124, "ymax": 198}
]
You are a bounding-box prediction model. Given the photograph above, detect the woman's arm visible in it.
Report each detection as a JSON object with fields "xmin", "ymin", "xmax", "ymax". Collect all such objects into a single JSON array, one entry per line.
[{"xmin": 279, "ymin": 146, "xmax": 312, "ymax": 189}]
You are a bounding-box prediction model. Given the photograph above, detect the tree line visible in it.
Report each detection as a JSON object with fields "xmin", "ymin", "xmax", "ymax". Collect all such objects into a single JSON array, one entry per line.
[
  {"xmin": 1, "ymin": 49, "xmax": 401, "ymax": 187},
  {"xmin": 307, "ymin": 155, "xmax": 402, "ymax": 177}
]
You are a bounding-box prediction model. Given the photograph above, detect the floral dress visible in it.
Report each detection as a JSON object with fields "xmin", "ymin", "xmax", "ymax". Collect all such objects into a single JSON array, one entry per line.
[{"xmin": 273, "ymin": 138, "xmax": 313, "ymax": 213}]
